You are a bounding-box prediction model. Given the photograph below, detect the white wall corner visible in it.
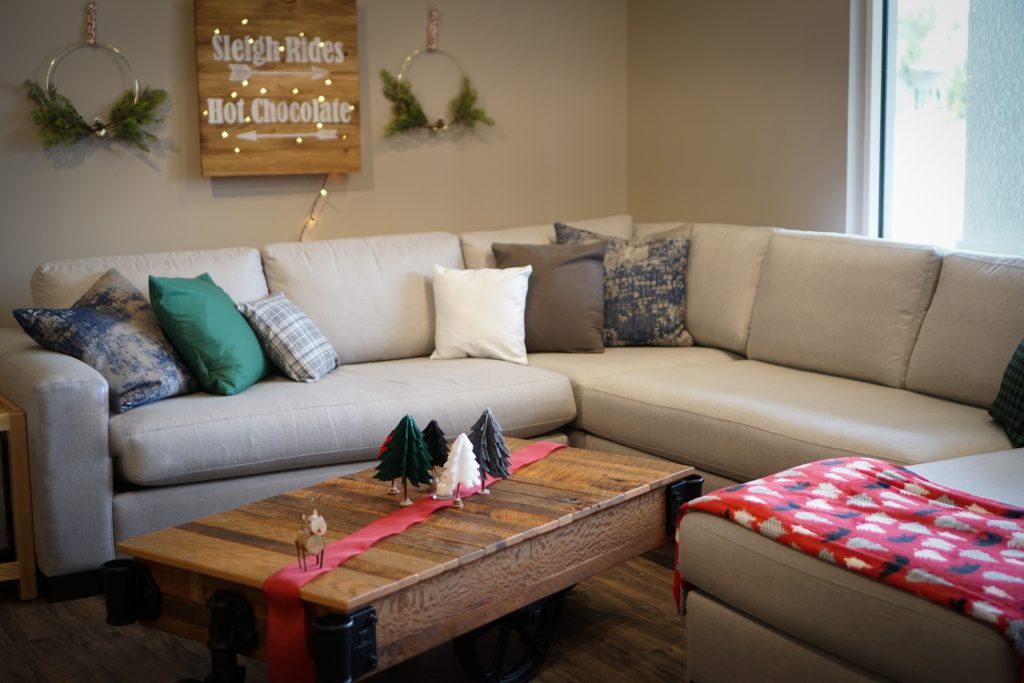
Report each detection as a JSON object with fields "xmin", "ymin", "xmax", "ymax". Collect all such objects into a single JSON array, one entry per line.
[{"xmin": 846, "ymin": 0, "xmax": 883, "ymax": 238}]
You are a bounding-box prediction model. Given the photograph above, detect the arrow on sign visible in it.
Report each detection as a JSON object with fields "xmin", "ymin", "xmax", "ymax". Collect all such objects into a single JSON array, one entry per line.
[
  {"xmin": 236, "ymin": 128, "xmax": 340, "ymax": 142},
  {"xmin": 229, "ymin": 63, "xmax": 330, "ymax": 82}
]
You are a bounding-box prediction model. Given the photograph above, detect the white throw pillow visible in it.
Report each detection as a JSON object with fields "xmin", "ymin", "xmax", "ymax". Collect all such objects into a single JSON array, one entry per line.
[{"xmin": 430, "ymin": 264, "xmax": 533, "ymax": 364}]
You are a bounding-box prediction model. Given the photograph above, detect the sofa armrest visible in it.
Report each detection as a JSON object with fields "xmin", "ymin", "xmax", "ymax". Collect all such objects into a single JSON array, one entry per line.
[{"xmin": 0, "ymin": 327, "xmax": 114, "ymax": 577}]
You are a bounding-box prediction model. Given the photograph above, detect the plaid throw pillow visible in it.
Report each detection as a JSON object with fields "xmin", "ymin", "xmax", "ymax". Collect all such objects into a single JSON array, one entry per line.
[
  {"xmin": 989, "ymin": 337, "xmax": 1024, "ymax": 447},
  {"xmin": 237, "ymin": 293, "xmax": 339, "ymax": 382}
]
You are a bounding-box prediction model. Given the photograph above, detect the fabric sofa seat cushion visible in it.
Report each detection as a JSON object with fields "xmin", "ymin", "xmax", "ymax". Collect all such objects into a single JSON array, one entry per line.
[
  {"xmin": 30, "ymin": 247, "xmax": 269, "ymax": 309},
  {"xmin": 577, "ymin": 360, "xmax": 1012, "ymax": 483},
  {"xmin": 492, "ymin": 241, "xmax": 608, "ymax": 353},
  {"xmin": 906, "ymin": 252, "xmax": 1024, "ymax": 408},
  {"xmin": 747, "ymin": 231, "xmax": 942, "ymax": 388},
  {"xmin": 678, "ymin": 512, "xmax": 1018, "ymax": 683},
  {"xmin": 109, "ymin": 357, "xmax": 576, "ymax": 486},
  {"xmin": 261, "ymin": 233, "xmax": 463, "ymax": 365},
  {"xmin": 13, "ymin": 269, "xmax": 198, "ymax": 412}
]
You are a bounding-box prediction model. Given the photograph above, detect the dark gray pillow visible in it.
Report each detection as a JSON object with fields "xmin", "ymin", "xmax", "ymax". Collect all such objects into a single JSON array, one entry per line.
[
  {"xmin": 492, "ymin": 241, "xmax": 608, "ymax": 353},
  {"xmin": 14, "ymin": 269, "xmax": 198, "ymax": 412},
  {"xmin": 555, "ymin": 223, "xmax": 693, "ymax": 347}
]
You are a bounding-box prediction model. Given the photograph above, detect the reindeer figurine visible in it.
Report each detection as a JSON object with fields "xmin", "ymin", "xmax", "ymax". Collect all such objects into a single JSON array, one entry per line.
[{"xmin": 295, "ymin": 498, "xmax": 328, "ymax": 572}]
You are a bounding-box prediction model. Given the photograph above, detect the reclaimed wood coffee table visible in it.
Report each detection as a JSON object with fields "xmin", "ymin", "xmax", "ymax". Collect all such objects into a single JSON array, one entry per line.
[{"xmin": 110, "ymin": 440, "xmax": 699, "ymax": 682}]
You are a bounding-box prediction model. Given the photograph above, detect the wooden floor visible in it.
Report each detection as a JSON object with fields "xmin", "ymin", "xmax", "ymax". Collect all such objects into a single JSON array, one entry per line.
[{"xmin": 0, "ymin": 545, "xmax": 686, "ymax": 683}]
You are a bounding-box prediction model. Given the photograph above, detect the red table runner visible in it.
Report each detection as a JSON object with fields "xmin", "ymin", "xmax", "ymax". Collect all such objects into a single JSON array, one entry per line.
[
  {"xmin": 263, "ymin": 440, "xmax": 565, "ymax": 683},
  {"xmin": 676, "ymin": 457, "xmax": 1024, "ymax": 679}
]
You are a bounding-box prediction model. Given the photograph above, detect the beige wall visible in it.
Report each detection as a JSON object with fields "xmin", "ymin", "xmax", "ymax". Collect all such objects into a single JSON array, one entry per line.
[
  {"xmin": 627, "ymin": 0, "xmax": 851, "ymax": 230},
  {"xmin": 0, "ymin": 0, "xmax": 856, "ymax": 324},
  {"xmin": 0, "ymin": 0, "xmax": 628, "ymax": 320}
]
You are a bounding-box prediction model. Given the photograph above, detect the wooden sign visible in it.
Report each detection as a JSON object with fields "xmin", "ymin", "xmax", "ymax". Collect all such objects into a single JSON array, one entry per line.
[{"xmin": 194, "ymin": 0, "xmax": 360, "ymax": 177}]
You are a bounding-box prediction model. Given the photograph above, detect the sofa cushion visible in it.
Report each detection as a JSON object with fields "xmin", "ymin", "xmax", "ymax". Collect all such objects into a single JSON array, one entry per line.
[
  {"xmin": 685, "ymin": 223, "xmax": 776, "ymax": 354},
  {"xmin": 678, "ymin": 514, "xmax": 1018, "ymax": 683},
  {"xmin": 31, "ymin": 247, "xmax": 268, "ymax": 309},
  {"xmin": 492, "ymin": 241, "xmax": 608, "ymax": 353},
  {"xmin": 459, "ymin": 214, "xmax": 633, "ymax": 269},
  {"xmin": 430, "ymin": 264, "xmax": 532, "ymax": 365},
  {"xmin": 236, "ymin": 292, "xmax": 339, "ymax": 383},
  {"xmin": 747, "ymin": 231, "xmax": 942, "ymax": 387},
  {"xmin": 149, "ymin": 274, "xmax": 271, "ymax": 396},
  {"xmin": 261, "ymin": 233, "xmax": 463, "ymax": 365},
  {"xmin": 109, "ymin": 357, "xmax": 576, "ymax": 486},
  {"xmin": 556, "ymin": 223, "xmax": 693, "ymax": 347},
  {"xmin": 906, "ymin": 252, "xmax": 1024, "ymax": 407},
  {"xmin": 13, "ymin": 269, "xmax": 198, "ymax": 413},
  {"xmin": 578, "ymin": 360, "xmax": 1011, "ymax": 482},
  {"xmin": 528, "ymin": 346, "xmax": 739, "ymax": 424},
  {"xmin": 989, "ymin": 339, "xmax": 1024, "ymax": 447}
]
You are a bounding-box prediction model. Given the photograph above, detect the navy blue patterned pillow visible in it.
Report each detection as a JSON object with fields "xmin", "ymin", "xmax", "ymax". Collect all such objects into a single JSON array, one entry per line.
[
  {"xmin": 555, "ymin": 223, "xmax": 693, "ymax": 347},
  {"xmin": 989, "ymin": 338, "xmax": 1024, "ymax": 447},
  {"xmin": 14, "ymin": 269, "xmax": 198, "ymax": 413}
]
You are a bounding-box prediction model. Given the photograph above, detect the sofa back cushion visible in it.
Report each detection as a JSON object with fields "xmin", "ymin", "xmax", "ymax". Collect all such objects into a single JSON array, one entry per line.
[
  {"xmin": 906, "ymin": 252, "xmax": 1024, "ymax": 407},
  {"xmin": 685, "ymin": 223, "xmax": 776, "ymax": 354},
  {"xmin": 747, "ymin": 231, "xmax": 942, "ymax": 387},
  {"xmin": 31, "ymin": 247, "xmax": 268, "ymax": 308},
  {"xmin": 459, "ymin": 214, "xmax": 633, "ymax": 269},
  {"xmin": 262, "ymin": 232, "xmax": 463, "ymax": 364}
]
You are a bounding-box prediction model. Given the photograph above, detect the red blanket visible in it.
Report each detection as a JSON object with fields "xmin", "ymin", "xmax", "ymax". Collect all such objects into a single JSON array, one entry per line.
[{"xmin": 676, "ymin": 457, "xmax": 1024, "ymax": 669}]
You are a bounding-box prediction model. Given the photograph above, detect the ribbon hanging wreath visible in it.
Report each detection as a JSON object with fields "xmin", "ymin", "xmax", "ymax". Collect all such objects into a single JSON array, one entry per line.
[
  {"xmin": 381, "ymin": 6, "xmax": 493, "ymax": 136},
  {"xmin": 24, "ymin": 1, "xmax": 167, "ymax": 152}
]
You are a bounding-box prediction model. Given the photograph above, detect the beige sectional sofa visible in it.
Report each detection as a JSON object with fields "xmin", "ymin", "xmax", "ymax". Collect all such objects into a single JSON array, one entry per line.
[{"xmin": 1, "ymin": 216, "xmax": 1021, "ymax": 636}]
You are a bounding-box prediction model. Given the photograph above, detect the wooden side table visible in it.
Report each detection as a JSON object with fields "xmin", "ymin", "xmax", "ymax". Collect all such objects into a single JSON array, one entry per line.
[{"xmin": 0, "ymin": 393, "xmax": 37, "ymax": 600}]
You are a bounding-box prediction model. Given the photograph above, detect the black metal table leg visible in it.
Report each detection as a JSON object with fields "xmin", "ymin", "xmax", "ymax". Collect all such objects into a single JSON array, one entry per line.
[{"xmin": 453, "ymin": 588, "xmax": 569, "ymax": 683}]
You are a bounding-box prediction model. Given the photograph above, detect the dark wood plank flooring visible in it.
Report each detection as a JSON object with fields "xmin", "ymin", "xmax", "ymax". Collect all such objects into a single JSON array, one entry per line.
[{"xmin": 0, "ymin": 545, "xmax": 685, "ymax": 683}]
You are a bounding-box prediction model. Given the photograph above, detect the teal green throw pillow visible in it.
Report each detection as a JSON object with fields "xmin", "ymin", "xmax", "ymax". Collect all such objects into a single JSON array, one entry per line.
[{"xmin": 149, "ymin": 273, "xmax": 270, "ymax": 395}]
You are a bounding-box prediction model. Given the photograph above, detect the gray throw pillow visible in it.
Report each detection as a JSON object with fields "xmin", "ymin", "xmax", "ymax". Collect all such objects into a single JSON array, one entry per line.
[
  {"xmin": 13, "ymin": 269, "xmax": 198, "ymax": 412},
  {"xmin": 237, "ymin": 292, "xmax": 340, "ymax": 382},
  {"xmin": 555, "ymin": 223, "xmax": 693, "ymax": 347},
  {"xmin": 492, "ymin": 241, "xmax": 608, "ymax": 353}
]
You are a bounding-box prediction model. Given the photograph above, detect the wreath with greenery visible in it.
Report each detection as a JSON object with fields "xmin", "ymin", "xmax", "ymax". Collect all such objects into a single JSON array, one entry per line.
[
  {"xmin": 381, "ymin": 68, "xmax": 493, "ymax": 136},
  {"xmin": 24, "ymin": 79, "xmax": 167, "ymax": 152}
]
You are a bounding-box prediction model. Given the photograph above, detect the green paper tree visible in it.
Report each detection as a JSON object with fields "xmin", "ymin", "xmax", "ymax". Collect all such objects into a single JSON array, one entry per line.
[
  {"xmin": 469, "ymin": 409, "xmax": 511, "ymax": 493},
  {"xmin": 374, "ymin": 415, "xmax": 434, "ymax": 505}
]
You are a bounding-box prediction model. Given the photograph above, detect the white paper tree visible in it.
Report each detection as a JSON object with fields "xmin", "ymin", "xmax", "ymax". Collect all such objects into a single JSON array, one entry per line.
[{"xmin": 446, "ymin": 432, "xmax": 481, "ymax": 509}]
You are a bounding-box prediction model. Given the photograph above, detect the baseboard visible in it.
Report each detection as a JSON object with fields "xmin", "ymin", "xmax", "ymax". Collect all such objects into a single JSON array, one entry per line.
[{"xmin": 41, "ymin": 568, "xmax": 101, "ymax": 602}]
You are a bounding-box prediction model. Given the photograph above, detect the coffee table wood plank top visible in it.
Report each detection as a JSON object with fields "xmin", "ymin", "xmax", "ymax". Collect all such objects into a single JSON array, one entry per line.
[{"xmin": 116, "ymin": 441, "xmax": 694, "ymax": 674}]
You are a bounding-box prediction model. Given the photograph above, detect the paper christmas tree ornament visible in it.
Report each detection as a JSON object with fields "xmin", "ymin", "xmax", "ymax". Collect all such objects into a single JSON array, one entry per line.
[
  {"xmin": 373, "ymin": 415, "xmax": 434, "ymax": 506},
  {"xmin": 422, "ymin": 419, "xmax": 450, "ymax": 469},
  {"xmin": 446, "ymin": 432, "xmax": 481, "ymax": 509},
  {"xmin": 468, "ymin": 408, "xmax": 511, "ymax": 494}
]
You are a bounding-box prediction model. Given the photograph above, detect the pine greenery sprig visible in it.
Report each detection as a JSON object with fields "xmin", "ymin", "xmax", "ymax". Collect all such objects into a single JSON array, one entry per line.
[
  {"xmin": 451, "ymin": 77, "xmax": 493, "ymax": 129},
  {"xmin": 23, "ymin": 79, "xmax": 167, "ymax": 152},
  {"xmin": 380, "ymin": 68, "xmax": 494, "ymax": 136},
  {"xmin": 381, "ymin": 68, "xmax": 428, "ymax": 136}
]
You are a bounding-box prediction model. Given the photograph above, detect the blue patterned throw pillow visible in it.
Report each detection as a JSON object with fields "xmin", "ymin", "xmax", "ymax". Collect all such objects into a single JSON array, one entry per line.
[
  {"xmin": 237, "ymin": 293, "xmax": 339, "ymax": 382},
  {"xmin": 14, "ymin": 269, "xmax": 198, "ymax": 413},
  {"xmin": 555, "ymin": 223, "xmax": 693, "ymax": 347}
]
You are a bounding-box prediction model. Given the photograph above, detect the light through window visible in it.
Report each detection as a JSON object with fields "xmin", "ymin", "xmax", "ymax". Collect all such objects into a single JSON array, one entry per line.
[{"xmin": 880, "ymin": 0, "xmax": 1023, "ymax": 255}]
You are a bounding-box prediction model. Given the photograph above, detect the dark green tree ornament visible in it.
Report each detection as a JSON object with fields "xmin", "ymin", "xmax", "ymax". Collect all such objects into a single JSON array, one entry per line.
[{"xmin": 374, "ymin": 415, "xmax": 435, "ymax": 506}]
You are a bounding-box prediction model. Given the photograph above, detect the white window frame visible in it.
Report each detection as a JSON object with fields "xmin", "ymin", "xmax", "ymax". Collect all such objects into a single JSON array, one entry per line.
[{"xmin": 846, "ymin": 0, "xmax": 886, "ymax": 239}]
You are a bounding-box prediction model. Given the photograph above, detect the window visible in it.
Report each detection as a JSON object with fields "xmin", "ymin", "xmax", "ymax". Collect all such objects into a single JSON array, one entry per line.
[{"xmin": 874, "ymin": 0, "xmax": 1023, "ymax": 255}]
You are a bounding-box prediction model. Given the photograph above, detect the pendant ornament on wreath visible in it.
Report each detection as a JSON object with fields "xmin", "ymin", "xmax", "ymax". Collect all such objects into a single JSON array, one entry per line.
[
  {"xmin": 23, "ymin": 1, "xmax": 167, "ymax": 152},
  {"xmin": 381, "ymin": 6, "xmax": 493, "ymax": 137}
]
